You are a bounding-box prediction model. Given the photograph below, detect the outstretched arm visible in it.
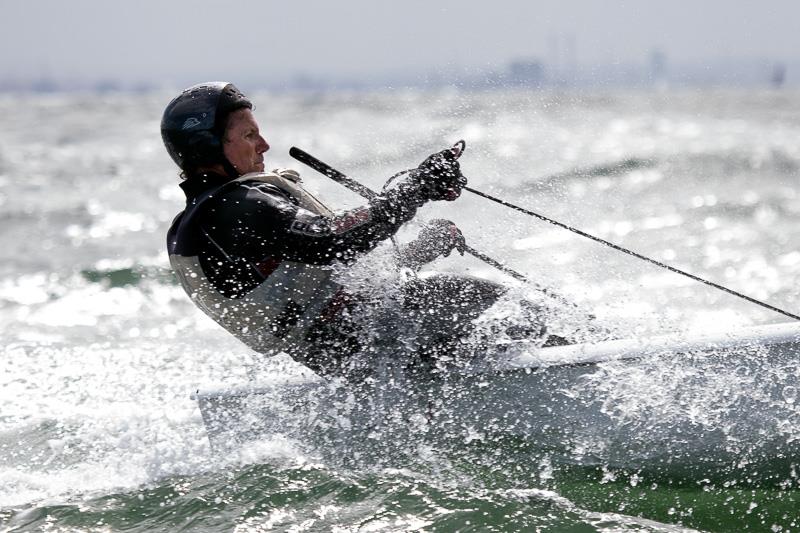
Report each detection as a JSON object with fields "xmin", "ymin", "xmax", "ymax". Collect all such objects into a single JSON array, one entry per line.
[
  {"xmin": 212, "ymin": 179, "xmax": 425, "ymax": 265},
  {"xmin": 202, "ymin": 146, "xmax": 467, "ymax": 268}
]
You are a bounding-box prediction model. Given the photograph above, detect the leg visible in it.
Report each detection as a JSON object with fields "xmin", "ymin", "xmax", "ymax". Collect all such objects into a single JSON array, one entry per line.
[{"xmin": 400, "ymin": 274, "xmax": 507, "ymax": 363}]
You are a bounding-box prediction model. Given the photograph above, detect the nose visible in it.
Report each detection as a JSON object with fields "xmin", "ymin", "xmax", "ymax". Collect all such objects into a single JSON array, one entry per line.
[{"xmin": 257, "ymin": 135, "xmax": 269, "ymax": 154}]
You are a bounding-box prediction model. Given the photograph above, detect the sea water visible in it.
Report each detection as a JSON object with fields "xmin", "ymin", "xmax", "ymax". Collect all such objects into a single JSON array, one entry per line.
[{"xmin": 2, "ymin": 88, "xmax": 800, "ymax": 531}]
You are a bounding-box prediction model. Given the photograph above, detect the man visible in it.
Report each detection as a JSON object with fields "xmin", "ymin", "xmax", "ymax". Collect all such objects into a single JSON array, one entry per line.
[{"xmin": 163, "ymin": 82, "xmax": 506, "ymax": 378}]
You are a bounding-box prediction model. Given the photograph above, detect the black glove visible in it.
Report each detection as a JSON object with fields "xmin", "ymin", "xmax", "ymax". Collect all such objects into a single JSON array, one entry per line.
[
  {"xmin": 417, "ymin": 219, "xmax": 467, "ymax": 258},
  {"xmin": 417, "ymin": 218, "xmax": 467, "ymax": 263},
  {"xmin": 412, "ymin": 148, "xmax": 467, "ymax": 201},
  {"xmin": 370, "ymin": 143, "xmax": 466, "ymax": 235},
  {"xmin": 396, "ymin": 219, "xmax": 467, "ymax": 271}
]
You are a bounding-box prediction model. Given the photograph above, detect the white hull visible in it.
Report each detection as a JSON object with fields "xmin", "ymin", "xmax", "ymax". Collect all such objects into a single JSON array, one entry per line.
[{"xmin": 194, "ymin": 322, "xmax": 800, "ymax": 474}]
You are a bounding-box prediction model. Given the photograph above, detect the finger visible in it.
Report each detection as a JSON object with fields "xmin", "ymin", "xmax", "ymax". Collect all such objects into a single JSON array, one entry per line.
[{"xmin": 450, "ymin": 140, "xmax": 466, "ymax": 159}]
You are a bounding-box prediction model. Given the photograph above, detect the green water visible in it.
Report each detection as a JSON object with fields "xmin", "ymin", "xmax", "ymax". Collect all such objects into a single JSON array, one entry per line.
[{"xmin": 5, "ymin": 453, "xmax": 799, "ymax": 532}]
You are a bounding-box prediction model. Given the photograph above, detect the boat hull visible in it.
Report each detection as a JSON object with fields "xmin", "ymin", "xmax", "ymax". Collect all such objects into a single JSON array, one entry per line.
[{"xmin": 194, "ymin": 322, "xmax": 800, "ymax": 475}]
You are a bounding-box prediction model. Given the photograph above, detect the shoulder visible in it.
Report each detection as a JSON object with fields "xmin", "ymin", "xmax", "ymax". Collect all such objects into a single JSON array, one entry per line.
[
  {"xmin": 219, "ymin": 173, "xmax": 286, "ymax": 198},
  {"xmin": 234, "ymin": 169, "xmax": 310, "ymax": 203},
  {"xmin": 205, "ymin": 177, "xmax": 296, "ymax": 221},
  {"xmin": 237, "ymin": 168, "xmax": 302, "ymax": 186},
  {"xmin": 271, "ymin": 168, "xmax": 302, "ymax": 182},
  {"xmin": 231, "ymin": 169, "xmax": 298, "ymax": 194}
]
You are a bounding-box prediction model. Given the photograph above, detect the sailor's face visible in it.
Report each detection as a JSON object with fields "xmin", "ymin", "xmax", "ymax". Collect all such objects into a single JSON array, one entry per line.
[{"xmin": 223, "ymin": 108, "xmax": 270, "ymax": 175}]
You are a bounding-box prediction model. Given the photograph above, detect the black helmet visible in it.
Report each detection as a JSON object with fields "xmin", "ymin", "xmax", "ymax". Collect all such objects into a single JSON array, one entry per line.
[{"xmin": 161, "ymin": 82, "xmax": 252, "ymax": 174}]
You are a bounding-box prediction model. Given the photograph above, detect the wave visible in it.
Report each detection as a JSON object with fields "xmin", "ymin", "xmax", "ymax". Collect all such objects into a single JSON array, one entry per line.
[{"xmin": 80, "ymin": 265, "xmax": 176, "ymax": 288}]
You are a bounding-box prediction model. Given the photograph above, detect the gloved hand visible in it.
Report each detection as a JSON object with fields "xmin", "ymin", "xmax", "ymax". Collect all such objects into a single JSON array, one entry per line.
[
  {"xmin": 417, "ymin": 219, "xmax": 467, "ymax": 258},
  {"xmin": 412, "ymin": 147, "xmax": 467, "ymax": 201}
]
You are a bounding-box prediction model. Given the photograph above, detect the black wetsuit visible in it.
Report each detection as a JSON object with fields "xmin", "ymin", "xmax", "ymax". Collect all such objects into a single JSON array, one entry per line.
[
  {"xmin": 168, "ymin": 170, "xmax": 505, "ymax": 377},
  {"xmin": 170, "ymin": 172, "xmax": 420, "ymax": 295}
]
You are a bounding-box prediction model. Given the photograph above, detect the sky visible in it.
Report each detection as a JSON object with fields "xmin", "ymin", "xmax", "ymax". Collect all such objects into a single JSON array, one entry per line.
[{"xmin": 2, "ymin": 0, "xmax": 799, "ymax": 88}]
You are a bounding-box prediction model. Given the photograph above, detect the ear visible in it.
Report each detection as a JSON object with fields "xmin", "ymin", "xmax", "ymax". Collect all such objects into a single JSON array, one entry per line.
[{"xmin": 187, "ymin": 130, "xmax": 223, "ymax": 166}]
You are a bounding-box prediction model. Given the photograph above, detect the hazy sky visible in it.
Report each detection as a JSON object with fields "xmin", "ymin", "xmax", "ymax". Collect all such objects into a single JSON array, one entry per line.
[{"xmin": 2, "ymin": 0, "xmax": 799, "ymax": 87}]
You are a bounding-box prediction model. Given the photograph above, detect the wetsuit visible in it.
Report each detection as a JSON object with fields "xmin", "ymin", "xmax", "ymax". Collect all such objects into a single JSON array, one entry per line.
[{"xmin": 168, "ymin": 168, "xmax": 508, "ymax": 377}]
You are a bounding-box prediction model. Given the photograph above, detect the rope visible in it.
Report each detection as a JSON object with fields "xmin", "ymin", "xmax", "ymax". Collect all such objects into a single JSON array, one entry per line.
[{"xmin": 464, "ymin": 186, "xmax": 800, "ymax": 321}]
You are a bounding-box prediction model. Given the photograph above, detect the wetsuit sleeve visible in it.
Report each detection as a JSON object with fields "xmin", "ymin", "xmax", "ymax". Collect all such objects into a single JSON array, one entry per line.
[{"xmin": 203, "ymin": 180, "xmax": 424, "ymax": 265}]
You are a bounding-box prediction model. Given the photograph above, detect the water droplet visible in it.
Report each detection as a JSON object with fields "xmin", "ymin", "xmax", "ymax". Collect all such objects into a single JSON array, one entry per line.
[{"xmin": 783, "ymin": 385, "xmax": 797, "ymax": 404}]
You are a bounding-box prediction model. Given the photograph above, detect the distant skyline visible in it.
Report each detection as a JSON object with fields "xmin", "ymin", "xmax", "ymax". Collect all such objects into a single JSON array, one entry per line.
[{"xmin": 2, "ymin": 0, "xmax": 799, "ymax": 90}]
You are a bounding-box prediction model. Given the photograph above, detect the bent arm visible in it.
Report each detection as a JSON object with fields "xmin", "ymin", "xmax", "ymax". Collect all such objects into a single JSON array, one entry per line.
[{"xmin": 205, "ymin": 181, "xmax": 424, "ymax": 265}]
